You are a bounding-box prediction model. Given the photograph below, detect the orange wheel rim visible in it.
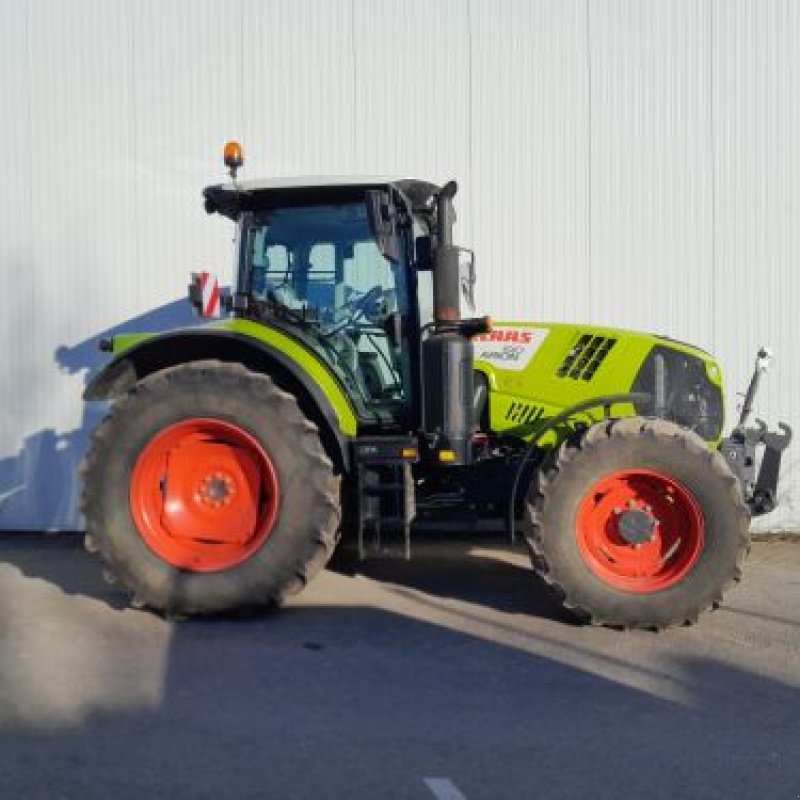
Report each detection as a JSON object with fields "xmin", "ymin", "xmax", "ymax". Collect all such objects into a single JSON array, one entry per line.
[
  {"xmin": 576, "ymin": 469, "xmax": 704, "ymax": 593},
  {"xmin": 130, "ymin": 418, "xmax": 280, "ymax": 572}
]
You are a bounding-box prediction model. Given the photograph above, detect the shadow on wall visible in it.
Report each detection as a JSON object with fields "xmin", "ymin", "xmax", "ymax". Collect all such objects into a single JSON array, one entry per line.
[{"xmin": 0, "ymin": 299, "xmax": 201, "ymax": 532}]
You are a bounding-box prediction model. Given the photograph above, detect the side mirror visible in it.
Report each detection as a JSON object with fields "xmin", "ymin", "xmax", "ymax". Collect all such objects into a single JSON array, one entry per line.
[
  {"xmin": 365, "ymin": 190, "xmax": 400, "ymax": 263},
  {"xmin": 415, "ymin": 235, "xmax": 433, "ymax": 271},
  {"xmin": 459, "ymin": 248, "xmax": 476, "ymax": 313}
]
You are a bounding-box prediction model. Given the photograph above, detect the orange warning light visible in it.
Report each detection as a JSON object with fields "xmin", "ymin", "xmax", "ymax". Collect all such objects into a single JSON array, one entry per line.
[{"xmin": 223, "ymin": 141, "xmax": 244, "ymax": 172}]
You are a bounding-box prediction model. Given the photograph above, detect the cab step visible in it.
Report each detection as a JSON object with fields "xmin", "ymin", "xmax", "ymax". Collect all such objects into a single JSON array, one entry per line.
[{"xmin": 353, "ymin": 437, "xmax": 418, "ymax": 560}]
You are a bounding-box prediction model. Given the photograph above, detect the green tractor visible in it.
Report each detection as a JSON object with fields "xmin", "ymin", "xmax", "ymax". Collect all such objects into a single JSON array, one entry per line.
[{"xmin": 81, "ymin": 144, "xmax": 791, "ymax": 629}]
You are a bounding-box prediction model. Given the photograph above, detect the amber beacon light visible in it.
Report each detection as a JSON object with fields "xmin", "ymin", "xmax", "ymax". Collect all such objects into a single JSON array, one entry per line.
[{"xmin": 223, "ymin": 141, "xmax": 244, "ymax": 179}]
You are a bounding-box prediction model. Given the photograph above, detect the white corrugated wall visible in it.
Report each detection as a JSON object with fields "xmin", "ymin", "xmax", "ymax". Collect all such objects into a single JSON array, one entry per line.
[{"xmin": 0, "ymin": 0, "xmax": 797, "ymax": 531}]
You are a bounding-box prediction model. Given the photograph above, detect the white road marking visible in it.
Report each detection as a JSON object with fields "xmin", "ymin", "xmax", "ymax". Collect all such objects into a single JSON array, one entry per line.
[{"xmin": 424, "ymin": 777, "xmax": 469, "ymax": 800}]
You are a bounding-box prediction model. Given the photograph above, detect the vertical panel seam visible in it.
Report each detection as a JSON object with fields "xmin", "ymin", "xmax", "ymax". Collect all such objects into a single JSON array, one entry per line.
[
  {"xmin": 128, "ymin": 1, "xmax": 141, "ymax": 303},
  {"xmin": 709, "ymin": 0, "xmax": 717, "ymax": 348},
  {"xmin": 585, "ymin": 0, "xmax": 593, "ymax": 320},
  {"xmin": 350, "ymin": 0, "xmax": 357, "ymax": 171},
  {"xmin": 240, "ymin": 0, "xmax": 246, "ymax": 137},
  {"xmin": 23, "ymin": 0, "xmax": 34, "ymax": 268},
  {"xmin": 22, "ymin": 0, "xmax": 36, "ymax": 436},
  {"xmin": 467, "ymin": 0, "xmax": 474, "ymax": 248}
]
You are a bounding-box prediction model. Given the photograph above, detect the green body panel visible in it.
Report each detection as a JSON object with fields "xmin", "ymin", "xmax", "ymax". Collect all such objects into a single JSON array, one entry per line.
[
  {"xmin": 109, "ymin": 320, "xmax": 359, "ymax": 437},
  {"xmin": 474, "ymin": 322, "xmax": 724, "ymax": 444},
  {"xmin": 110, "ymin": 332, "xmax": 155, "ymax": 354},
  {"xmin": 221, "ymin": 319, "xmax": 358, "ymax": 436},
  {"xmin": 109, "ymin": 318, "xmax": 723, "ymax": 448}
]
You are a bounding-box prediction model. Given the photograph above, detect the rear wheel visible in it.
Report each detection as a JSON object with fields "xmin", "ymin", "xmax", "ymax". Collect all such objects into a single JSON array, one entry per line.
[
  {"xmin": 82, "ymin": 361, "xmax": 341, "ymax": 615},
  {"xmin": 523, "ymin": 418, "xmax": 750, "ymax": 629}
]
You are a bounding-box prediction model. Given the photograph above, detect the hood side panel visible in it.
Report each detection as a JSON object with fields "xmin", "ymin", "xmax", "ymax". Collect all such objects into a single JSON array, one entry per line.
[{"xmin": 476, "ymin": 322, "xmax": 723, "ymax": 441}]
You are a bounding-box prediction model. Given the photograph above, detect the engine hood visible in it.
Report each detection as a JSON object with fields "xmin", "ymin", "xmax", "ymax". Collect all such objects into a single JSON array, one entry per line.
[{"xmin": 474, "ymin": 322, "xmax": 724, "ymax": 443}]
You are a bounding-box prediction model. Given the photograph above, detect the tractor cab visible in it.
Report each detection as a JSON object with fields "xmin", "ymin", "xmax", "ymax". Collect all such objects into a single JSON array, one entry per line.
[
  {"xmin": 203, "ymin": 174, "xmax": 488, "ymax": 446},
  {"xmin": 201, "ymin": 170, "xmax": 490, "ymax": 559}
]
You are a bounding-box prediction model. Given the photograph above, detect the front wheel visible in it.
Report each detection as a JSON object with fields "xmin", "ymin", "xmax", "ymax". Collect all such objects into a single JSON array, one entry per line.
[
  {"xmin": 82, "ymin": 361, "xmax": 341, "ymax": 615},
  {"xmin": 523, "ymin": 418, "xmax": 750, "ymax": 629}
]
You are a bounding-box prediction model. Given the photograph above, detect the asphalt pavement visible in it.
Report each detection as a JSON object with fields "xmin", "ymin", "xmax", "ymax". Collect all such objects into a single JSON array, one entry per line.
[{"xmin": 0, "ymin": 533, "xmax": 798, "ymax": 799}]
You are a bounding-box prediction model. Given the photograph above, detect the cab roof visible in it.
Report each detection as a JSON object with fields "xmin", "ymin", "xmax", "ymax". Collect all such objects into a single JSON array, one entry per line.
[{"xmin": 203, "ymin": 176, "xmax": 441, "ymax": 219}]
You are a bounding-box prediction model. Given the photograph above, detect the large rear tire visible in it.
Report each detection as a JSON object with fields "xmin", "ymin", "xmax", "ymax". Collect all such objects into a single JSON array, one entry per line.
[
  {"xmin": 523, "ymin": 417, "xmax": 750, "ymax": 629},
  {"xmin": 81, "ymin": 361, "xmax": 341, "ymax": 615}
]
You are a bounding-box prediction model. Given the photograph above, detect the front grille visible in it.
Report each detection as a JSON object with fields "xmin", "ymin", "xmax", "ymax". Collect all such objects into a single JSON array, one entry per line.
[
  {"xmin": 557, "ymin": 335, "xmax": 617, "ymax": 381},
  {"xmin": 631, "ymin": 346, "xmax": 723, "ymax": 441}
]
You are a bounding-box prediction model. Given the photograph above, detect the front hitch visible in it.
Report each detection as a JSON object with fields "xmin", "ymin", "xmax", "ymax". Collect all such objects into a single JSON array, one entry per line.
[{"xmin": 720, "ymin": 347, "xmax": 793, "ymax": 515}]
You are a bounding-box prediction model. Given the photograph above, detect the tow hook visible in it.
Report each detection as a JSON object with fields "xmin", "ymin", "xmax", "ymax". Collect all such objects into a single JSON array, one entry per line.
[{"xmin": 749, "ymin": 421, "xmax": 792, "ymax": 514}]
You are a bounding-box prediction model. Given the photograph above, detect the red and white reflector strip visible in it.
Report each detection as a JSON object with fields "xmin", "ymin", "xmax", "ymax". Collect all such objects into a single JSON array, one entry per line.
[{"xmin": 197, "ymin": 271, "xmax": 220, "ymax": 318}]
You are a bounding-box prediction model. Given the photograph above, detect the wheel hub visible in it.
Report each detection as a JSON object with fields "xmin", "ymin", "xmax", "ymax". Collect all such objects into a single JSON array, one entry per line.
[
  {"xmin": 197, "ymin": 473, "xmax": 236, "ymax": 507},
  {"xmin": 617, "ymin": 508, "xmax": 656, "ymax": 545}
]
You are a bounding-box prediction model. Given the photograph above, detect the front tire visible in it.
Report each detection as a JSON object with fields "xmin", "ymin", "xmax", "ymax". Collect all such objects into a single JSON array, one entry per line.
[
  {"xmin": 81, "ymin": 361, "xmax": 341, "ymax": 615},
  {"xmin": 523, "ymin": 418, "xmax": 750, "ymax": 629}
]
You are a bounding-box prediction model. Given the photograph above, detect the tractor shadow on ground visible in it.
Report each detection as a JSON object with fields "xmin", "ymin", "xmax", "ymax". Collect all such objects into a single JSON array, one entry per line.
[
  {"xmin": 0, "ymin": 533, "xmax": 131, "ymax": 611},
  {"xmin": 328, "ymin": 535, "xmax": 578, "ymax": 625},
  {"xmin": 0, "ymin": 533, "xmax": 575, "ymax": 626},
  {"xmin": 0, "ymin": 300, "xmax": 201, "ymax": 531},
  {"xmin": 2, "ymin": 539, "xmax": 800, "ymax": 799}
]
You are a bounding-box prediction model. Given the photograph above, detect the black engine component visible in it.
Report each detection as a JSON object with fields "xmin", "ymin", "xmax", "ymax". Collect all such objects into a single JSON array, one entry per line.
[
  {"xmin": 631, "ymin": 346, "xmax": 723, "ymax": 441},
  {"xmin": 422, "ymin": 333, "xmax": 475, "ymax": 465}
]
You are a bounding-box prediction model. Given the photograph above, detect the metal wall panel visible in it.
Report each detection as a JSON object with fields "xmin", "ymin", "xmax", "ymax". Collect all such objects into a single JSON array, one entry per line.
[
  {"xmin": 129, "ymin": 0, "xmax": 245, "ymax": 302},
  {"xmin": 2, "ymin": 0, "xmax": 143, "ymax": 528},
  {"xmin": 471, "ymin": 0, "xmax": 590, "ymax": 322},
  {"xmin": 0, "ymin": 0, "xmax": 797, "ymax": 530},
  {"xmin": 712, "ymin": 0, "xmax": 800, "ymax": 529},
  {"xmin": 0, "ymin": 0, "xmax": 34, "ymax": 467},
  {"xmin": 588, "ymin": 0, "xmax": 714, "ymax": 348},
  {"xmin": 242, "ymin": 0, "xmax": 356, "ymax": 177},
  {"xmin": 352, "ymin": 0, "xmax": 472, "ymax": 233}
]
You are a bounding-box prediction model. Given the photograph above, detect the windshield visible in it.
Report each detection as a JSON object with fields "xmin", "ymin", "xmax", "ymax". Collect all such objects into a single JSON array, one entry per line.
[{"xmin": 241, "ymin": 202, "xmax": 410, "ymax": 416}]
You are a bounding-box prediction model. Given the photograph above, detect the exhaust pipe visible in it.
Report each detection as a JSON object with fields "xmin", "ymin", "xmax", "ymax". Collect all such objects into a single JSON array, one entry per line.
[{"xmin": 434, "ymin": 181, "xmax": 461, "ymax": 323}]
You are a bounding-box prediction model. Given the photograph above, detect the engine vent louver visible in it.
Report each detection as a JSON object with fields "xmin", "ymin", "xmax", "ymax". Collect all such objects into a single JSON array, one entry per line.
[
  {"xmin": 557, "ymin": 335, "xmax": 617, "ymax": 381},
  {"xmin": 505, "ymin": 402, "xmax": 545, "ymax": 425}
]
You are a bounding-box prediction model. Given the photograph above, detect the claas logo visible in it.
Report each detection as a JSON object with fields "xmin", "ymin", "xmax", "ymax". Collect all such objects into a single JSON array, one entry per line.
[{"xmin": 476, "ymin": 328, "xmax": 534, "ymax": 344}]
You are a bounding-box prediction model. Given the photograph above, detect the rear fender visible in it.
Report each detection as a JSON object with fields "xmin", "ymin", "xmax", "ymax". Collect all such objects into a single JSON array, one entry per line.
[{"xmin": 83, "ymin": 328, "xmax": 357, "ymax": 472}]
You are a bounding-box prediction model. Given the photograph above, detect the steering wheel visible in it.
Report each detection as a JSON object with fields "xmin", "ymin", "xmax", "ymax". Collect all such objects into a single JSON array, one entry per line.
[
  {"xmin": 345, "ymin": 285, "xmax": 385, "ymax": 322},
  {"xmin": 319, "ymin": 285, "xmax": 385, "ymax": 337}
]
